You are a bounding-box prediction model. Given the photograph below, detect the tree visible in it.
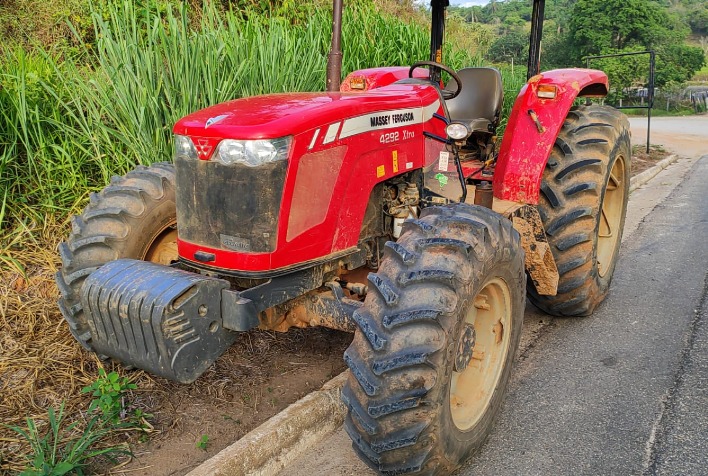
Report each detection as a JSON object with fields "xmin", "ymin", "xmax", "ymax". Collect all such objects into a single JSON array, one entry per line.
[
  {"xmin": 585, "ymin": 44, "xmax": 704, "ymax": 90},
  {"xmin": 590, "ymin": 47, "xmax": 651, "ymax": 96},
  {"xmin": 541, "ymin": 30, "xmax": 576, "ymax": 69},
  {"xmin": 687, "ymin": 5, "xmax": 708, "ymax": 35},
  {"xmin": 562, "ymin": 0, "xmax": 704, "ymax": 87},
  {"xmin": 486, "ymin": 29, "xmax": 529, "ymax": 65},
  {"xmin": 568, "ymin": 0, "xmax": 687, "ymax": 59},
  {"xmin": 699, "ymin": 36, "xmax": 708, "ymax": 57},
  {"xmin": 655, "ymin": 44, "xmax": 706, "ymax": 84}
]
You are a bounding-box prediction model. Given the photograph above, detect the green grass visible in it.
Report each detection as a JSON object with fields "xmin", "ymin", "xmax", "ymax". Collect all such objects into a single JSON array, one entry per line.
[
  {"xmin": 9, "ymin": 402, "xmax": 130, "ymax": 475},
  {"xmin": 196, "ymin": 434, "xmax": 209, "ymax": 451},
  {"xmin": 0, "ymin": 0, "xmax": 524, "ymax": 264},
  {"xmin": 8, "ymin": 367, "xmax": 143, "ymax": 475},
  {"xmin": 622, "ymin": 106, "xmax": 699, "ymax": 116}
]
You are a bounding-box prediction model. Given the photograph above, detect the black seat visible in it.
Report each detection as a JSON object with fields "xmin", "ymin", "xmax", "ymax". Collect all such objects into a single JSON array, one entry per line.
[{"xmin": 444, "ymin": 67, "xmax": 504, "ymax": 133}]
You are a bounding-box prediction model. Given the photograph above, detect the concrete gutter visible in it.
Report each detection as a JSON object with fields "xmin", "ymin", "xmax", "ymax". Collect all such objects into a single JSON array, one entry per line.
[
  {"xmin": 629, "ymin": 154, "xmax": 678, "ymax": 193},
  {"xmin": 188, "ymin": 154, "xmax": 680, "ymax": 476},
  {"xmin": 187, "ymin": 372, "xmax": 348, "ymax": 476}
]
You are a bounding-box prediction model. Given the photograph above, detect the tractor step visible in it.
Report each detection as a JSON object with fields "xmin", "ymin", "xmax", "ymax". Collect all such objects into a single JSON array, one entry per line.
[{"xmin": 80, "ymin": 259, "xmax": 238, "ymax": 383}]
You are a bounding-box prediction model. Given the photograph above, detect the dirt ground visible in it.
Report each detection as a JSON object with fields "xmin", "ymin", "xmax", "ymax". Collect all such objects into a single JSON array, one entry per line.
[
  {"xmin": 112, "ymin": 328, "xmax": 350, "ymax": 475},
  {"xmin": 0, "ymin": 248, "xmax": 350, "ymax": 475},
  {"xmin": 0, "ymin": 116, "xmax": 688, "ymax": 475},
  {"xmin": 631, "ymin": 144, "xmax": 671, "ymax": 176}
]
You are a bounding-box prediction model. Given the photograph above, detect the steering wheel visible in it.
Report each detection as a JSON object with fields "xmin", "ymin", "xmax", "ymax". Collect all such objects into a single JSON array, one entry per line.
[{"xmin": 409, "ymin": 61, "xmax": 462, "ymax": 100}]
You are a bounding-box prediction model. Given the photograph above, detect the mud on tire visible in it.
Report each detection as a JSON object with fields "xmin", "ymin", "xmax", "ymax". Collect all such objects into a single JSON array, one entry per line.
[
  {"xmin": 55, "ymin": 163, "xmax": 178, "ymax": 351},
  {"xmin": 342, "ymin": 204, "xmax": 525, "ymax": 475},
  {"xmin": 530, "ymin": 105, "xmax": 631, "ymax": 317}
]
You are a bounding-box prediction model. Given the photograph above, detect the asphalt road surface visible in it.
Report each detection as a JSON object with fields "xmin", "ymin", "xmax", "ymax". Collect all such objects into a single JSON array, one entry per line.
[
  {"xmin": 458, "ymin": 157, "xmax": 708, "ymax": 476},
  {"xmin": 281, "ymin": 116, "xmax": 708, "ymax": 476}
]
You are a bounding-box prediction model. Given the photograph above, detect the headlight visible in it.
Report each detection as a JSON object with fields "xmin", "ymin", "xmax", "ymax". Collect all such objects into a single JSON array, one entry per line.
[
  {"xmin": 217, "ymin": 137, "xmax": 291, "ymax": 167},
  {"xmin": 446, "ymin": 122, "xmax": 471, "ymax": 141},
  {"xmin": 174, "ymin": 135, "xmax": 198, "ymax": 160}
]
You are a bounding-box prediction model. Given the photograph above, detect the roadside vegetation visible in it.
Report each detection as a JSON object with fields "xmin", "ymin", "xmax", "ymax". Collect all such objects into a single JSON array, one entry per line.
[{"xmin": 8, "ymin": 371, "xmax": 135, "ymax": 475}]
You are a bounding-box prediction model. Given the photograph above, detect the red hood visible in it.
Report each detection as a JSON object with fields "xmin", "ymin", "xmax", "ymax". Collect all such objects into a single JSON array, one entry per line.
[{"xmin": 173, "ymin": 84, "xmax": 441, "ymax": 140}]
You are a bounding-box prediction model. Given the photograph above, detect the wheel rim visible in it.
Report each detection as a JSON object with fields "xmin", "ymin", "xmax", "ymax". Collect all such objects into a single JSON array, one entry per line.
[
  {"xmin": 142, "ymin": 220, "xmax": 178, "ymax": 265},
  {"xmin": 449, "ymin": 278, "xmax": 513, "ymax": 431},
  {"xmin": 597, "ymin": 157, "xmax": 626, "ymax": 278}
]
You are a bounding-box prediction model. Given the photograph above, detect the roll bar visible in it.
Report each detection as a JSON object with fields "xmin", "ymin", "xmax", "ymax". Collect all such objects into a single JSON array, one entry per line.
[{"xmin": 325, "ymin": 0, "xmax": 546, "ymax": 90}]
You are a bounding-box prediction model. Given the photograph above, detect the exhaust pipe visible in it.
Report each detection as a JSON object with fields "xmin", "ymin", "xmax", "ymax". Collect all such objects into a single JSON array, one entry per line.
[
  {"xmin": 326, "ymin": 0, "xmax": 343, "ymax": 91},
  {"xmin": 527, "ymin": 0, "xmax": 545, "ymax": 79}
]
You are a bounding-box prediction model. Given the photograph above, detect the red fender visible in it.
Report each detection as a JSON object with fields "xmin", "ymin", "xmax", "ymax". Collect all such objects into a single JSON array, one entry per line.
[{"xmin": 493, "ymin": 69, "xmax": 609, "ymax": 204}]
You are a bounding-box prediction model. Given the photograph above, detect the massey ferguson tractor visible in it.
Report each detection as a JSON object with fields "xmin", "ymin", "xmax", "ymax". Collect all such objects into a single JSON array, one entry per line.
[{"xmin": 56, "ymin": 0, "xmax": 631, "ymax": 474}]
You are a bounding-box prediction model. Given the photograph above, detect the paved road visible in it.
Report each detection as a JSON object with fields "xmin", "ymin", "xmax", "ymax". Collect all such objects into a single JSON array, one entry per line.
[
  {"xmin": 629, "ymin": 115, "xmax": 708, "ymax": 158},
  {"xmin": 458, "ymin": 156, "xmax": 707, "ymax": 476},
  {"xmin": 280, "ymin": 117, "xmax": 708, "ymax": 475}
]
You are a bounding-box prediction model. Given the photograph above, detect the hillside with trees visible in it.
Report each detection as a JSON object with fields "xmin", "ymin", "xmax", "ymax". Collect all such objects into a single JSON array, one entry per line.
[{"xmin": 450, "ymin": 0, "xmax": 707, "ymax": 89}]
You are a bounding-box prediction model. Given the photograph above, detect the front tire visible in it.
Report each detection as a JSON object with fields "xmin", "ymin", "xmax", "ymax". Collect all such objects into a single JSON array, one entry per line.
[
  {"xmin": 342, "ymin": 204, "xmax": 525, "ymax": 475},
  {"xmin": 55, "ymin": 163, "xmax": 178, "ymax": 351},
  {"xmin": 530, "ymin": 105, "xmax": 631, "ymax": 317}
]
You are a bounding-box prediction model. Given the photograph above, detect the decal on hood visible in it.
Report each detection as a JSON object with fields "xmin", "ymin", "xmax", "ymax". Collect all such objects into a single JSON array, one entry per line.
[
  {"xmin": 205, "ymin": 114, "xmax": 230, "ymax": 128},
  {"xmin": 338, "ymin": 100, "xmax": 440, "ymax": 140}
]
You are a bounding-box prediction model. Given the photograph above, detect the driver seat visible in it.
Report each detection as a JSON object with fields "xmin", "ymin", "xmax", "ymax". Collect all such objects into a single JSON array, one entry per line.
[{"xmin": 444, "ymin": 67, "xmax": 504, "ymax": 134}]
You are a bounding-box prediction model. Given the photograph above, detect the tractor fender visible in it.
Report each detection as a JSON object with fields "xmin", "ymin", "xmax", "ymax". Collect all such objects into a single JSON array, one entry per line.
[{"xmin": 492, "ymin": 69, "xmax": 609, "ymax": 204}]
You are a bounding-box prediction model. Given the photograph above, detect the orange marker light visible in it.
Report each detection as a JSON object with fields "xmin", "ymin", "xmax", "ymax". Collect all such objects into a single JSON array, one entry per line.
[
  {"xmin": 537, "ymin": 84, "xmax": 557, "ymax": 99},
  {"xmin": 349, "ymin": 76, "xmax": 366, "ymax": 90}
]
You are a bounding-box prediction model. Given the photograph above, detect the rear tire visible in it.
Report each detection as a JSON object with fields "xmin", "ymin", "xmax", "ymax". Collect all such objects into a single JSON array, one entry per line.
[
  {"xmin": 342, "ymin": 204, "xmax": 525, "ymax": 475},
  {"xmin": 55, "ymin": 163, "xmax": 178, "ymax": 351},
  {"xmin": 529, "ymin": 105, "xmax": 631, "ymax": 317}
]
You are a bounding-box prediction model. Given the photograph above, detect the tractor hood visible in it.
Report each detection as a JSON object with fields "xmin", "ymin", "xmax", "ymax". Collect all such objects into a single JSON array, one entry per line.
[
  {"xmin": 172, "ymin": 82, "xmax": 444, "ymax": 275},
  {"xmin": 173, "ymin": 84, "xmax": 439, "ymax": 140}
]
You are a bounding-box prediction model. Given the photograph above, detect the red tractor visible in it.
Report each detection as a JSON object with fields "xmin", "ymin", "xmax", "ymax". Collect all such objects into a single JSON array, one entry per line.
[{"xmin": 56, "ymin": 0, "xmax": 630, "ymax": 474}]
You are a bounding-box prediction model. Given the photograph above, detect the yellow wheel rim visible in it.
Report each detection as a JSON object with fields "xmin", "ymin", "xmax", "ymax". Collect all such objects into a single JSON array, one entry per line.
[
  {"xmin": 142, "ymin": 220, "xmax": 178, "ymax": 265},
  {"xmin": 597, "ymin": 157, "xmax": 626, "ymax": 277},
  {"xmin": 449, "ymin": 278, "xmax": 513, "ymax": 431}
]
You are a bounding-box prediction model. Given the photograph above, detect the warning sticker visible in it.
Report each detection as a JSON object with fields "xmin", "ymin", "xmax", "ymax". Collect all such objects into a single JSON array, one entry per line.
[
  {"xmin": 438, "ymin": 151, "xmax": 450, "ymax": 172},
  {"xmin": 392, "ymin": 151, "xmax": 399, "ymax": 173},
  {"xmin": 377, "ymin": 165, "xmax": 386, "ymax": 178}
]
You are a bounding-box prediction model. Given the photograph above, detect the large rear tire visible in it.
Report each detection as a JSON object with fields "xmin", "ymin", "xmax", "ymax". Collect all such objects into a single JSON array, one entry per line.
[
  {"xmin": 342, "ymin": 204, "xmax": 525, "ymax": 475},
  {"xmin": 529, "ymin": 105, "xmax": 631, "ymax": 317},
  {"xmin": 55, "ymin": 163, "xmax": 178, "ymax": 351}
]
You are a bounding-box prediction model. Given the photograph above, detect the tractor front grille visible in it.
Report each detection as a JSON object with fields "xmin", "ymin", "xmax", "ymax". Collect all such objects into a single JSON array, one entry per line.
[{"xmin": 175, "ymin": 155, "xmax": 287, "ymax": 253}]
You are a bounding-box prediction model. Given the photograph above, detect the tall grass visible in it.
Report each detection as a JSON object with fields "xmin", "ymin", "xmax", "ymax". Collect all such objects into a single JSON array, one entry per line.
[
  {"xmin": 0, "ymin": 48, "xmax": 100, "ymax": 249},
  {"xmin": 0, "ymin": 0, "xmax": 524, "ymax": 265}
]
